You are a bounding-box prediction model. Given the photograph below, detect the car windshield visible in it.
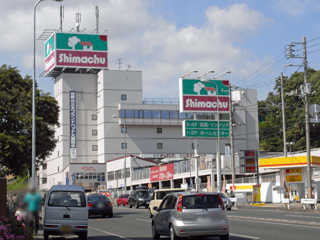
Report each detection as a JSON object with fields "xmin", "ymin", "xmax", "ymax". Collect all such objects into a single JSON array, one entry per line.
[
  {"xmin": 219, "ymin": 193, "xmax": 228, "ymax": 198},
  {"xmin": 182, "ymin": 195, "xmax": 222, "ymax": 209},
  {"xmin": 88, "ymin": 195, "xmax": 109, "ymax": 201},
  {"xmin": 136, "ymin": 191, "xmax": 149, "ymax": 198},
  {"xmin": 48, "ymin": 191, "xmax": 86, "ymax": 207},
  {"xmin": 122, "ymin": 194, "xmax": 129, "ymax": 198}
]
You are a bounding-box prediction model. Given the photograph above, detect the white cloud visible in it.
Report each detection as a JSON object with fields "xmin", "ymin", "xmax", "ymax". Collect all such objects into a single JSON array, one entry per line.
[
  {"xmin": 0, "ymin": 1, "xmax": 272, "ymax": 98},
  {"xmin": 274, "ymin": 0, "xmax": 308, "ymax": 17}
]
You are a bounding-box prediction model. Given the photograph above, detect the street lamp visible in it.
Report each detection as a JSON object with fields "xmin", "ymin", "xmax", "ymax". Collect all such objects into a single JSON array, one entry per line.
[
  {"xmin": 113, "ymin": 115, "xmax": 127, "ymax": 194},
  {"xmin": 212, "ymin": 71, "xmax": 231, "ymax": 80},
  {"xmin": 32, "ymin": 0, "xmax": 63, "ymax": 189},
  {"xmin": 197, "ymin": 70, "xmax": 215, "ymax": 79},
  {"xmin": 181, "ymin": 70, "xmax": 198, "ymax": 78},
  {"xmin": 200, "ymin": 71, "xmax": 231, "ymax": 192},
  {"xmin": 60, "ymin": 135, "xmax": 70, "ymax": 165}
]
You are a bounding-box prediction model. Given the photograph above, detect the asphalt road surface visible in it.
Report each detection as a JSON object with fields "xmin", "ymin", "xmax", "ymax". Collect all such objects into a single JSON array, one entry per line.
[{"xmin": 42, "ymin": 206, "xmax": 320, "ymax": 240}]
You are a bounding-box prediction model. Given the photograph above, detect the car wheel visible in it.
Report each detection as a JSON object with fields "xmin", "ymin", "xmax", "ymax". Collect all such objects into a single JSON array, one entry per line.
[
  {"xmin": 149, "ymin": 208, "xmax": 153, "ymax": 218},
  {"xmin": 129, "ymin": 202, "xmax": 132, "ymax": 208},
  {"xmin": 80, "ymin": 233, "xmax": 87, "ymax": 240},
  {"xmin": 43, "ymin": 231, "xmax": 49, "ymax": 240},
  {"xmin": 170, "ymin": 225, "xmax": 180, "ymax": 240},
  {"xmin": 109, "ymin": 212, "xmax": 113, "ymax": 218},
  {"xmin": 145, "ymin": 205, "xmax": 148, "ymax": 209},
  {"xmin": 227, "ymin": 207, "xmax": 232, "ymax": 211},
  {"xmin": 117, "ymin": 202, "xmax": 119, "ymax": 206},
  {"xmin": 135, "ymin": 202, "xmax": 139, "ymax": 208},
  {"xmin": 220, "ymin": 233, "xmax": 229, "ymax": 240},
  {"xmin": 152, "ymin": 223, "xmax": 160, "ymax": 239}
]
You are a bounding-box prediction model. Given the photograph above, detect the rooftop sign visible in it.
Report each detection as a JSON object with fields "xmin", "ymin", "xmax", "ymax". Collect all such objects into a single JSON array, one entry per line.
[
  {"xmin": 179, "ymin": 78, "xmax": 229, "ymax": 113},
  {"xmin": 44, "ymin": 32, "xmax": 108, "ymax": 76}
]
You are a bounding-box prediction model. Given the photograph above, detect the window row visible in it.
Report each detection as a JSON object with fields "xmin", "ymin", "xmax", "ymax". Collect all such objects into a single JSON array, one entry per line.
[
  {"xmin": 107, "ymin": 168, "xmax": 130, "ymax": 181},
  {"xmin": 121, "ymin": 143, "xmax": 163, "ymax": 149},
  {"xmin": 120, "ymin": 110, "xmax": 229, "ymax": 120},
  {"xmin": 75, "ymin": 172, "xmax": 105, "ymax": 181}
]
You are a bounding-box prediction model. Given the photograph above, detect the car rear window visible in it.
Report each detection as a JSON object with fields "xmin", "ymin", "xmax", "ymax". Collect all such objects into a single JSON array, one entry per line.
[
  {"xmin": 156, "ymin": 190, "xmax": 183, "ymax": 200},
  {"xmin": 122, "ymin": 194, "xmax": 129, "ymax": 198},
  {"xmin": 88, "ymin": 195, "xmax": 109, "ymax": 201},
  {"xmin": 48, "ymin": 191, "xmax": 86, "ymax": 207},
  {"xmin": 182, "ymin": 195, "xmax": 221, "ymax": 209},
  {"xmin": 219, "ymin": 193, "xmax": 228, "ymax": 198}
]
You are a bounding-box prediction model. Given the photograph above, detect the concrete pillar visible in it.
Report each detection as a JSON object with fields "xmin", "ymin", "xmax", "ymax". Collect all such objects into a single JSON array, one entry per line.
[
  {"xmin": 159, "ymin": 181, "xmax": 162, "ymax": 189},
  {"xmin": 170, "ymin": 179, "xmax": 174, "ymax": 189},
  {"xmin": 182, "ymin": 178, "xmax": 186, "ymax": 184},
  {"xmin": 211, "ymin": 170, "xmax": 215, "ymax": 192}
]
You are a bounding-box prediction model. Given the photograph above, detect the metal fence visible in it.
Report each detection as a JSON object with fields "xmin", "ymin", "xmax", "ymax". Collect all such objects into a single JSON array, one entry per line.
[{"xmin": 143, "ymin": 98, "xmax": 179, "ymax": 105}]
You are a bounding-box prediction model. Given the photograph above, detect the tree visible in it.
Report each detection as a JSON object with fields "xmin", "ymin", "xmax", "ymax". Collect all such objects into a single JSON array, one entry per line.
[
  {"xmin": 259, "ymin": 68, "xmax": 320, "ymax": 152},
  {"xmin": 0, "ymin": 65, "xmax": 59, "ymax": 176}
]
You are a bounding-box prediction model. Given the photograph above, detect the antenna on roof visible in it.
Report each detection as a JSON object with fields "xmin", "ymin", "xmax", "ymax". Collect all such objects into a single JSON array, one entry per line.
[
  {"xmin": 59, "ymin": 5, "xmax": 64, "ymax": 32},
  {"xmin": 127, "ymin": 64, "xmax": 131, "ymax": 71},
  {"xmin": 118, "ymin": 59, "xmax": 122, "ymax": 70},
  {"xmin": 76, "ymin": 12, "xmax": 81, "ymax": 33},
  {"xmin": 95, "ymin": 6, "xmax": 99, "ymax": 33}
]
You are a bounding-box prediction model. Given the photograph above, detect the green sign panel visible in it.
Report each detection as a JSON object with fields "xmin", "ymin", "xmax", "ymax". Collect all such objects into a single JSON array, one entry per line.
[
  {"xmin": 182, "ymin": 120, "xmax": 230, "ymax": 138},
  {"xmin": 180, "ymin": 79, "xmax": 229, "ymax": 96}
]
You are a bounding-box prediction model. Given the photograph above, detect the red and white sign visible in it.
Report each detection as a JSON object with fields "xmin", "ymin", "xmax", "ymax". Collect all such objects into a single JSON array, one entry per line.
[
  {"xmin": 182, "ymin": 96, "xmax": 229, "ymax": 112},
  {"xmin": 81, "ymin": 166, "xmax": 96, "ymax": 172},
  {"xmin": 45, "ymin": 51, "xmax": 55, "ymax": 73},
  {"xmin": 56, "ymin": 50, "xmax": 108, "ymax": 68},
  {"xmin": 150, "ymin": 163, "xmax": 174, "ymax": 182}
]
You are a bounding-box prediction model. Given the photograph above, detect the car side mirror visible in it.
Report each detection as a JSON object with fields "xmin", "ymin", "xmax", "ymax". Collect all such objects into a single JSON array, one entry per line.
[{"xmin": 153, "ymin": 206, "xmax": 158, "ymax": 211}]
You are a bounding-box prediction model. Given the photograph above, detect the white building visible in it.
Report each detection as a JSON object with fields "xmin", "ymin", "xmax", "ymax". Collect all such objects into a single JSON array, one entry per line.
[{"xmin": 38, "ymin": 68, "xmax": 259, "ymax": 191}]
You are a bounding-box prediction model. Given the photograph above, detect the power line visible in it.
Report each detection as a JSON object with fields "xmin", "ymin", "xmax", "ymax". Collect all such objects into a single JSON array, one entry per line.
[{"xmin": 307, "ymin": 36, "xmax": 320, "ymax": 43}]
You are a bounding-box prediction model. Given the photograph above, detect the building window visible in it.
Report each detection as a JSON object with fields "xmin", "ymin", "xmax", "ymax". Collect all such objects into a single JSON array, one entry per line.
[
  {"xmin": 121, "ymin": 94, "xmax": 127, "ymax": 100},
  {"xmin": 121, "ymin": 127, "xmax": 127, "ymax": 133},
  {"xmin": 92, "ymin": 160, "xmax": 98, "ymax": 163},
  {"xmin": 126, "ymin": 110, "xmax": 134, "ymax": 118},
  {"xmin": 92, "ymin": 130, "xmax": 97, "ymax": 136},
  {"xmin": 92, "ymin": 114, "xmax": 97, "ymax": 120},
  {"xmin": 92, "ymin": 145, "xmax": 98, "ymax": 151},
  {"xmin": 157, "ymin": 143, "xmax": 163, "ymax": 149},
  {"xmin": 170, "ymin": 111, "xmax": 179, "ymax": 119},
  {"xmin": 121, "ymin": 143, "xmax": 127, "ymax": 149},
  {"xmin": 138, "ymin": 110, "xmax": 143, "ymax": 118},
  {"xmin": 157, "ymin": 128, "xmax": 162, "ymax": 134},
  {"xmin": 153, "ymin": 110, "xmax": 161, "ymax": 119},
  {"xmin": 42, "ymin": 164, "xmax": 47, "ymax": 170},
  {"xmin": 161, "ymin": 110, "xmax": 170, "ymax": 119},
  {"xmin": 144, "ymin": 110, "xmax": 152, "ymax": 118},
  {"xmin": 120, "ymin": 110, "xmax": 126, "ymax": 118}
]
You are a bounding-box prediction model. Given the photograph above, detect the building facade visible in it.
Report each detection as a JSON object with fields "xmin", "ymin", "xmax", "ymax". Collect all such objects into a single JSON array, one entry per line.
[{"xmin": 39, "ymin": 69, "xmax": 259, "ymax": 190}]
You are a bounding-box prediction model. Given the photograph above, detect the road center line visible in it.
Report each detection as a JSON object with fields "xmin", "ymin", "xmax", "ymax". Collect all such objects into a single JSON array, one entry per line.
[
  {"xmin": 89, "ymin": 226, "xmax": 133, "ymax": 240},
  {"xmin": 229, "ymin": 233, "xmax": 260, "ymax": 239},
  {"xmin": 136, "ymin": 218, "xmax": 152, "ymax": 223},
  {"xmin": 230, "ymin": 218, "xmax": 320, "ymax": 229},
  {"xmin": 285, "ymin": 214, "xmax": 320, "ymax": 219}
]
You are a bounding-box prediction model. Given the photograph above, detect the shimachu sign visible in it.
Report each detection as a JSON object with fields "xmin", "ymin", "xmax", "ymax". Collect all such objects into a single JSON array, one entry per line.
[{"xmin": 44, "ymin": 32, "xmax": 108, "ymax": 74}]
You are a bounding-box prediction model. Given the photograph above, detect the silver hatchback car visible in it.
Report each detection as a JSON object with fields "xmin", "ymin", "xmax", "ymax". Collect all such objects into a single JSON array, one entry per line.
[{"xmin": 151, "ymin": 192, "xmax": 229, "ymax": 240}]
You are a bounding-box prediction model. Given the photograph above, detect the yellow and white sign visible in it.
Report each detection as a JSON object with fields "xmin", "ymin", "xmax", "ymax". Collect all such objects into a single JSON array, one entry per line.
[
  {"xmin": 286, "ymin": 168, "xmax": 302, "ymax": 173},
  {"xmin": 286, "ymin": 175, "xmax": 303, "ymax": 182}
]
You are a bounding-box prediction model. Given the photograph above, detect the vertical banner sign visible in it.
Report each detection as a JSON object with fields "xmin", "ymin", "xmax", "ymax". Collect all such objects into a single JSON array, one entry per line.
[
  {"xmin": 70, "ymin": 91, "xmax": 76, "ymax": 159},
  {"xmin": 71, "ymin": 174, "xmax": 75, "ymax": 185}
]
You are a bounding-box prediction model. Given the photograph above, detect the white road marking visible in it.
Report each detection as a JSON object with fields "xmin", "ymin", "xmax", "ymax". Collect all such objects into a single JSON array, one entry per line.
[
  {"xmin": 230, "ymin": 218, "xmax": 320, "ymax": 229},
  {"xmin": 89, "ymin": 226, "xmax": 132, "ymax": 240},
  {"xmin": 229, "ymin": 233, "xmax": 260, "ymax": 239},
  {"xmin": 136, "ymin": 218, "xmax": 152, "ymax": 223},
  {"xmin": 285, "ymin": 214, "xmax": 320, "ymax": 219}
]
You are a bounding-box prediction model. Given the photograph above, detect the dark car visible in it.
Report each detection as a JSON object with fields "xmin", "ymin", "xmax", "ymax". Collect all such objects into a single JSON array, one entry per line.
[
  {"xmin": 128, "ymin": 186, "xmax": 150, "ymax": 209},
  {"xmin": 87, "ymin": 194, "xmax": 113, "ymax": 218}
]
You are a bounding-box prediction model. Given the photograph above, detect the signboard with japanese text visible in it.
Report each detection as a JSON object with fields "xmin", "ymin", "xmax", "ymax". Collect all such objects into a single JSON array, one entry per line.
[
  {"xmin": 286, "ymin": 168, "xmax": 302, "ymax": 174},
  {"xmin": 70, "ymin": 91, "xmax": 76, "ymax": 159},
  {"xmin": 182, "ymin": 120, "xmax": 230, "ymax": 138},
  {"xmin": 150, "ymin": 163, "xmax": 174, "ymax": 182},
  {"xmin": 179, "ymin": 78, "xmax": 229, "ymax": 113},
  {"xmin": 286, "ymin": 175, "xmax": 303, "ymax": 183},
  {"xmin": 44, "ymin": 32, "xmax": 108, "ymax": 75}
]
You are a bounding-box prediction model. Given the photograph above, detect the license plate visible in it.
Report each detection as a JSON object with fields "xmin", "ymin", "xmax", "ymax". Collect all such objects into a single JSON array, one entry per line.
[{"xmin": 60, "ymin": 225, "xmax": 72, "ymax": 232}]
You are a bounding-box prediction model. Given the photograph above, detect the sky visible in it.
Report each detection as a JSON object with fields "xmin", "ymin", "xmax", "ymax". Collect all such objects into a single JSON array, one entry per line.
[{"xmin": 1, "ymin": 0, "xmax": 320, "ymax": 100}]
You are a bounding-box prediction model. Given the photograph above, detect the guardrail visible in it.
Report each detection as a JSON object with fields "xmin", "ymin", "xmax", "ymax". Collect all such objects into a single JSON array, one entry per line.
[{"xmin": 301, "ymin": 198, "xmax": 318, "ymax": 210}]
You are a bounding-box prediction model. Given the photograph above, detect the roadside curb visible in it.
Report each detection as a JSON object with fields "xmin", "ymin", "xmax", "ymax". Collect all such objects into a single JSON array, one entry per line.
[{"xmin": 228, "ymin": 215, "xmax": 320, "ymax": 227}]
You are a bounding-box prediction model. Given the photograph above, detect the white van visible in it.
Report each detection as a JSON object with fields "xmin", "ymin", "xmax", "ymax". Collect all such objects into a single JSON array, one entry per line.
[{"xmin": 43, "ymin": 185, "xmax": 88, "ymax": 240}]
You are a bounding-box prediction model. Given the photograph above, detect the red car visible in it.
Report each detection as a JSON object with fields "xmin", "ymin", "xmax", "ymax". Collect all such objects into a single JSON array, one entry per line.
[{"xmin": 117, "ymin": 194, "xmax": 129, "ymax": 206}]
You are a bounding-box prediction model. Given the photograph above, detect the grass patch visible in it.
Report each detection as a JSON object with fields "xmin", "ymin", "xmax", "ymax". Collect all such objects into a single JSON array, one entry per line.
[{"xmin": 7, "ymin": 175, "xmax": 28, "ymax": 191}]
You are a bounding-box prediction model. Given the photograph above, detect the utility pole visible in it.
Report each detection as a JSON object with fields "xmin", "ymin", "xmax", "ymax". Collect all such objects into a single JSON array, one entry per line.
[
  {"xmin": 280, "ymin": 72, "xmax": 287, "ymax": 157},
  {"xmin": 229, "ymin": 84, "xmax": 235, "ymax": 192},
  {"xmin": 303, "ymin": 37, "xmax": 312, "ymax": 199}
]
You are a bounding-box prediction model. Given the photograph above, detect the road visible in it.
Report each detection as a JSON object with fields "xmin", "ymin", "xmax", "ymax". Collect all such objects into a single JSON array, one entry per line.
[{"xmin": 42, "ymin": 206, "xmax": 320, "ymax": 240}]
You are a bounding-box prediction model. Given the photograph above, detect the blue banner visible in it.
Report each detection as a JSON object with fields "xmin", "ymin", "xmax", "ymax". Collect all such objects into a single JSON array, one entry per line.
[{"xmin": 70, "ymin": 91, "xmax": 76, "ymax": 158}]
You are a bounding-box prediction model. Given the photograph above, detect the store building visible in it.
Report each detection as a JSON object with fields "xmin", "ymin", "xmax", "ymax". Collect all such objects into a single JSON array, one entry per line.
[{"xmin": 38, "ymin": 32, "xmax": 260, "ymax": 190}]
